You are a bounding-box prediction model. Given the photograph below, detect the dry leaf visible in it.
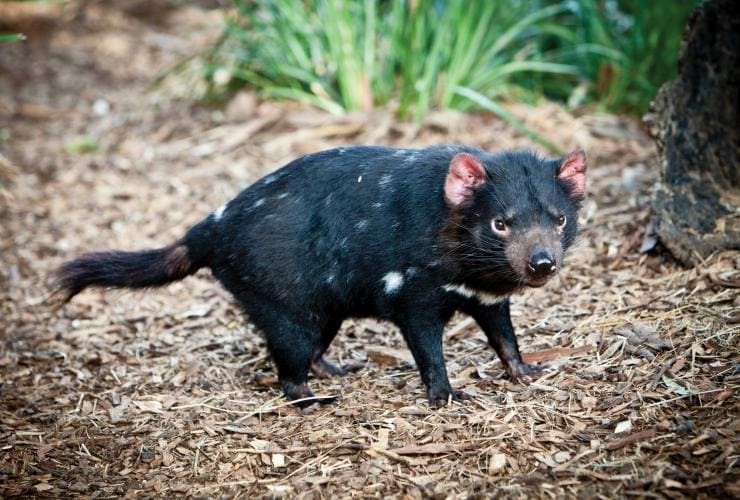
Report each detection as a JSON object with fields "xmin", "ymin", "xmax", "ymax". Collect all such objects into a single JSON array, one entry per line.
[
  {"xmin": 490, "ymin": 453, "xmax": 507, "ymax": 472},
  {"xmin": 271, "ymin": 453, "xmax": 286, "ymax": 468},
  {"xmin": 365, "ymin": 346, "xmax": 413, "ymax": 366},
  {"xmin": 581, "ymin": 396, "xmax": 598, "ymax": 408},
  {"xmin": 133, "ymin": 400, "xmax": 163, "ymax": 414}
]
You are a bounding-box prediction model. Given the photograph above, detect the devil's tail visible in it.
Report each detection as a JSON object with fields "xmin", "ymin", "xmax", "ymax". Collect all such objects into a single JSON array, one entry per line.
[{"xmin": 56, "ymin": 218, "xmax": 215, "ymax": 303}]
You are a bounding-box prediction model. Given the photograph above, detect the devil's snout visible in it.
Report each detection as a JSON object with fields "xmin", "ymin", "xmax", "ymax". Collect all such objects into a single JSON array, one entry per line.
[{"xmin": 527, "ymin": 248, "xmax": 557, "ymax": 279}]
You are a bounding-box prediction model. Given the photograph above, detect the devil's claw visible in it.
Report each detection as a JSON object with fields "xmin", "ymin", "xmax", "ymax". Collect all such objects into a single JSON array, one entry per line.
[{"xmin": 506, "ymin": 362, "xmax": 548, "ymax": 384}]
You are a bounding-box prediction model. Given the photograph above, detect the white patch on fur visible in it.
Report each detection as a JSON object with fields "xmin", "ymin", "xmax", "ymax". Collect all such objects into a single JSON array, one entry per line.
[
  {"xmin": 326, "ymin": 274, "xmax": 335, "ymax": 284},
  {"xmin": 372, "ymin": 202, "xmax": 382, "ymax": 209},
  {"xmin": 354, "ymin": 220, "xmax": 368, "ymax": 231},
  {"xmin": 263, "ymin": 175, "xmax": 277, "ymax": 185},
  {"xmin": 357, "ymin": 175, "xmax": 363, "ymax": 183},
  {"xmin": 277, "ymin": 192, "xmax": 289, "ymax": 199},
  {"xmin": 442, "ymin": 284, "xmax": 508, "ymax": 306},
  {"xmin": 252, "ymin": 198, "xmax": 265, "ymax": 209},
  {"xmin": 378, "ymin": 174, "xmax": 392, "ymax": 187},
  {"xmin": 338, "ymin": 147, "xmax": 346, "ymax": 154},
  {"xmin": 443, "ymin": 283, "xmax": 474, "ymax": 299},
  {"xmin": 406, "ymin": 267, "xmax": 418, "ymax": 277},
  {"xmin": 392, "ymin": 149, "xmax": 407, "ymax": 157},
  {"xmin": 382, "ymin": 272, "xmax": 404, "ymax": 294},
  {"xmin": 339, "ymin": 237, "xmax": 348, "ymax": 248},
  {"xmin": 213, "ymin": 203, "xmax": 227, "ymax": 221},
  {"xmin": 404, "ymin": 151, "xmax": 421, "ymax": 164}
]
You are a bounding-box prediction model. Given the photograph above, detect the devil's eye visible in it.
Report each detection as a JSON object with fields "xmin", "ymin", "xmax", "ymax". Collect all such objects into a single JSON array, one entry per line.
[
  {"xmin": 493, "ymin": 219, "xmax": 506, "ymax": 231},
  {"xmin": 557, "ymin": 215, "xmax": 566, "ymax": 227}
]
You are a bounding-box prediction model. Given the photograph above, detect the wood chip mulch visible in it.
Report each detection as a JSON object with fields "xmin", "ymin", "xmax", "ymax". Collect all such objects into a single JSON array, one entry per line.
[{"xmin": 1, "ymin": 4, "xmax": 737, "ymax": 498}]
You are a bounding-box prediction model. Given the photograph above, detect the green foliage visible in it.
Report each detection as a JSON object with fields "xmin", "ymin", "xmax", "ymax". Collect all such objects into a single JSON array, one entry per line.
[
  {"xmin": 209, "ymin": 0, "xmax": 696, "ymax": 120},
  {"xmin": 0, "ymin": 0, "xmax": 67, "ymax": 44},
  {"xmin": 209, "ymin": 0, "xmax": 578, "ymax": 122},
  {"xmin": 65, "ymin": 136, "xmax": 98, "ymax": 154},
  {"xmin": 0, "ymin": 33, "xmax": 26, "ymax": 43},
  {"xmin": 524, "ymin": 0, "xmax": 698, "ymax": 113}
]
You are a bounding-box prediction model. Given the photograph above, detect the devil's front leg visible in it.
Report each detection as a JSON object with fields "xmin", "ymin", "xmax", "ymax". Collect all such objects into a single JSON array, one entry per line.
[{"xmin": 466, "ymin": 299, "xmax": 546, "ymax": 383}]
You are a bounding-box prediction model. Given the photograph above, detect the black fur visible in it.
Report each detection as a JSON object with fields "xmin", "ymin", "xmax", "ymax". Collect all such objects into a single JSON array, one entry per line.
[
  {"xmin": 58, "ymin": 145, "xmax": 586, "ymax": 406},
  {"xmin": 57, "ymin": 243, "xmax": 198, "ymax": 302}
]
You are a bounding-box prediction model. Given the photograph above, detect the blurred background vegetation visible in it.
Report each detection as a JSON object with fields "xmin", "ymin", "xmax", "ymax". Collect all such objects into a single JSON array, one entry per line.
[{"xmin": 205, "ymin": 0, "xmax": 697, "ymax": 122}]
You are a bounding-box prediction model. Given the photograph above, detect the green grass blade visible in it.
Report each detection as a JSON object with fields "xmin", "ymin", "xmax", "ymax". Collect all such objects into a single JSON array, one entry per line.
[
  {"xmin": 0, "ymin": 33, "xmax": 25, "ymax": 43},
  {"xmin": 484, "ymin": 3, "xmax": 568, "ymax": 61},
  {"xmin": 454, "ymin": 86, "xmax": 564, "ymax": 155}
]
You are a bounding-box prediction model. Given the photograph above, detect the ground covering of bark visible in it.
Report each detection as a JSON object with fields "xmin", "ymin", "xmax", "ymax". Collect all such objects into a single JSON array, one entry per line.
[{"xmin": 1, "ymin": 4, "xmax": 737, "ymax": 498}]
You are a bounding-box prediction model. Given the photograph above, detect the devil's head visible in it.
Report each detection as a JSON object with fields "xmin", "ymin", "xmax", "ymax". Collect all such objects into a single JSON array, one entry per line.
[{"xmin": 442, "ymin": 149, "xmax": 587, "ymax": 290}]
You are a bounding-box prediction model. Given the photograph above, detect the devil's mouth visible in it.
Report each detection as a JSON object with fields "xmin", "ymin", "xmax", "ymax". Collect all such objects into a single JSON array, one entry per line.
[{"xmin": 522, "ymin": 274, "xmax": 554, "ymax": 287}]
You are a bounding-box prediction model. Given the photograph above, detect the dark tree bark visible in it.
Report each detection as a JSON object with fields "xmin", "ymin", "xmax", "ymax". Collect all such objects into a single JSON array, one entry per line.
[{"xmin": 644, "ymin": 0, "xmax": 739, "ymax": 265}]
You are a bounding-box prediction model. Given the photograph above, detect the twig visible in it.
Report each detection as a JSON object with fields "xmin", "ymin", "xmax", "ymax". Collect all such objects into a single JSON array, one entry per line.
[{"xmin": 605, "ymin": 428, "xmax": 656, "ymax": 450}]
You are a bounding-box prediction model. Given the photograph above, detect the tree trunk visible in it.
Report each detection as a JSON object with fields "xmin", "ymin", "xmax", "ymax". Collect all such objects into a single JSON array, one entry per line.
[{"xmin": 644, "ymin": 0, "xmax": 739, "ymax": 265}]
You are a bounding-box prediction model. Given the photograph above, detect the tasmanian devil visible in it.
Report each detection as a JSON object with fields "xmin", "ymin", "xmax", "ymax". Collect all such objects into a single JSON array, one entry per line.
[{"xmin": 57, "ymin": 145, "xmax": 587, "ymax": 407}]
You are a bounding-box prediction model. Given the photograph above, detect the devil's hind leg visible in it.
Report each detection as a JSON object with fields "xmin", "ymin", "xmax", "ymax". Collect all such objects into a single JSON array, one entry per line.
[
  {"xmin": 238, "ymin": 296, "xmax": 336, "ymax": 405},
  {"xmin": 309, "ymin": 316, "xmax": 365, "ymax": 379},
  {"xmin": 309, "ymin": 317, "xmax": 342, "ymax": 378}
]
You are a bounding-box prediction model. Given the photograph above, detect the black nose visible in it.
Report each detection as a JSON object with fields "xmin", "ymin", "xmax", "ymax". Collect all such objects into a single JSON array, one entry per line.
[{"xmin": 527, "ymin": 250, "xmax": 556, "ymax": 278}]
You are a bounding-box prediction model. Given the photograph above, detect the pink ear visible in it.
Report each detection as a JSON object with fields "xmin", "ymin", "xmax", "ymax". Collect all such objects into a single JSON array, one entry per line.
[
  {"xmin": 444, "ymin": 153, "xmax": 487, "ymax": 205},
  {"xmin": 558, "ymin": 149, "xmax": 587, "ymax": 199}
]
